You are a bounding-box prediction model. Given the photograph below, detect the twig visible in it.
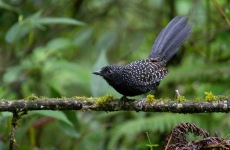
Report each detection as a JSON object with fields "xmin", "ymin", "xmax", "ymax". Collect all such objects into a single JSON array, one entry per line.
[
  {"xmin": 9, "ymin": 111, "xmax": 27, "ymax": 150},
  {"xmin": 212, "ymin": 0, "xmax": 230, "ymax": 28}
]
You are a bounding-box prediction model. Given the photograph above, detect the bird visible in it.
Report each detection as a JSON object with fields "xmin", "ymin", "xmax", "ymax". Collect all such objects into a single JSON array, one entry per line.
[{"xmin": 93, "ymin": 16, "xmax": 193, "ymax": 97}]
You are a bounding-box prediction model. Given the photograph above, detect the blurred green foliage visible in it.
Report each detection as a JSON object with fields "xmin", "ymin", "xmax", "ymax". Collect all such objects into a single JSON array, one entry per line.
[{"xmin": 0, "ymin": 0, "xmax": 230, "ymax": 149}]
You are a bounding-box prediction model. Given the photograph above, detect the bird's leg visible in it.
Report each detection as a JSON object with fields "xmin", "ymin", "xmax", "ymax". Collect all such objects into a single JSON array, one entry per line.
[
  {"xmin": 119, "ymin": 96, "xmax": 132, "ymax": 107},
  {"xmin": 120, "ymin": 96, "xmax": 134, "ymax": 102},
  {"xmin": 118, "ymin": 96, "xmax": 126, "ymax": 107},
  {"xmin": 118, "ymin": 96, "xmax": 135, "ymax": 108},
  {"xmin": 120, "ymin": 96, "xmax": 126, "ymax": 101}
]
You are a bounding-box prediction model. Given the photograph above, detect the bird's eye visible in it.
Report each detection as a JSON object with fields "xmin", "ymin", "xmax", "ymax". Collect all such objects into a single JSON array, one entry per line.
[
  {"xmin": 101, "ymin": 66, "xmax": 113, "ymax": 74},
  {"xmin": 101, "ymin": 67, "xmax": 112, "ymax": 74},
  {"xmin": 107, "ymin": 69, "xmax": 112, "ymax": 74}
]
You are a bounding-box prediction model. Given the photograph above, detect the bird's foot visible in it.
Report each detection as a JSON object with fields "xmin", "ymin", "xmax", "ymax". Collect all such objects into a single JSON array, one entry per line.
[
  {"xmin": 118, "ymin": 96, "xmax": 126, "ymax": 107},
  {"xmin": 118, "ymin": 96, "xmax": 133, "ymax": 107}
]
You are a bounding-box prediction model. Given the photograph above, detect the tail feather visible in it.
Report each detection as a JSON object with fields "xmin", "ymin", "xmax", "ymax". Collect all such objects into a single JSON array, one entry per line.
[{"xmin": 149, "ymin": 16, "xmax": 193, "ymax": 62}]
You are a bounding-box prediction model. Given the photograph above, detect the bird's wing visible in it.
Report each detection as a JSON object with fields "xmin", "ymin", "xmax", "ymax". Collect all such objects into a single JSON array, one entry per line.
[
  {"xmin": 130, "ymin": 67, "xmax": 168, "ymax": 87},
  {"xmin": 123, "ymin": 60, "xmax": 168, "ymax": 87}
]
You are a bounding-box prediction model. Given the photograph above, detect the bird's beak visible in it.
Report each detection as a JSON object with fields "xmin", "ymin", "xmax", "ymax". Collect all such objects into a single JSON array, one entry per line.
[{"xmin": 92, "ymin": 70, "xmax": 102, "ymax": 75}]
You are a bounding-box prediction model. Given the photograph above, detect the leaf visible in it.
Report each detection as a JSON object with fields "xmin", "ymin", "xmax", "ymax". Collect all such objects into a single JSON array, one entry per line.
[
  {"xmin": 96, "ymin": 31, "xmax": 118, "ymax": 51},
  {"xmin": 91, "ymin": 50, "xmax": 119, "ymax": 97},
  {"xmin": 42, "ymin": 60, "xmax": 90, "ymax": 95},
  {"xmin": 108, "ymin": 113, "xmax": 203, "ymax": 149},
  {"xmin": 73, "ymin": 28, "xmax": 93, "ymax": 47},
  {"xmin": 57, "ymin": 121, "xmax": 80, "ymax": 138},
  {"xmin": 5, "ymin": 22, "xmax": 28, "ymax": 43},
  {"xmin": 3, "ymin": 66, "xmax": 23, "ymax": 84},
  {"xmin": 38, "ymin": 17, "xmax": 85, "ymax": 26},
  {"xmin": 31, "ymin": 110, "xmax": 73, "ymax": 127},
  {"xmin": 0, "ymin": 112, "xmax": 12, "ymax": 118},
  {"xmin": 30, "ymin": 37, "xmax": 75, "ymax": 64},
  {"xmin": 5, "ymin": 11, "xmax": 85, "ymax": 43},
  {"xmin": 63, "ymin": 111, "xmax": 80, "ymax": 130},
  {"xmin": 5, "ymin": 11, "xmax": 42, "ymax": 43},
  {"xmin": 0, "ymin": 0, "xmax": 19, "ymax": 13},
  {"xmin": 47, "ymin": 38, "xmax": 74, "ymax": 50}
]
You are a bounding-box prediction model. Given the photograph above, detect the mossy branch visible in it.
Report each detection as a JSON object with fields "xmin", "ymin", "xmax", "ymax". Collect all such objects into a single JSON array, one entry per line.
[
  {"xmin": 2, "ymin": 95, "xmax": 229, "ymax": 150},
  {"xmin": 0, "ymin": 95, "xmax": 229, "ymax": 113}
]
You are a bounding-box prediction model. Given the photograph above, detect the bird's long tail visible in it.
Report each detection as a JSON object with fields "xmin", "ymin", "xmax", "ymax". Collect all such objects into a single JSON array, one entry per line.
[{"xmin": 149, "ymin": 16, "xmax": 193, "ymax": 63}]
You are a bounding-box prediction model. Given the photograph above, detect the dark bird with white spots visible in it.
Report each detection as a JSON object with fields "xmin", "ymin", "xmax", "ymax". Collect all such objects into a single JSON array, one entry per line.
[{"xmin": 93, "ymin": 16, "xmax": 193, "ymax": 97}]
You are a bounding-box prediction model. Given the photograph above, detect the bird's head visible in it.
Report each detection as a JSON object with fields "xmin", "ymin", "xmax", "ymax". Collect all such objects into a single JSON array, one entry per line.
[{"xmin": 93, "ymin": 65, "xmax": 122, "ymax": 81}]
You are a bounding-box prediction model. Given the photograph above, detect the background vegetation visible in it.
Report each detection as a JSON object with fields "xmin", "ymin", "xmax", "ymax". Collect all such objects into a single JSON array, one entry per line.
[{"xmin": 0, "ymin": 0, "xmax": 229, "ymax": 149}]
